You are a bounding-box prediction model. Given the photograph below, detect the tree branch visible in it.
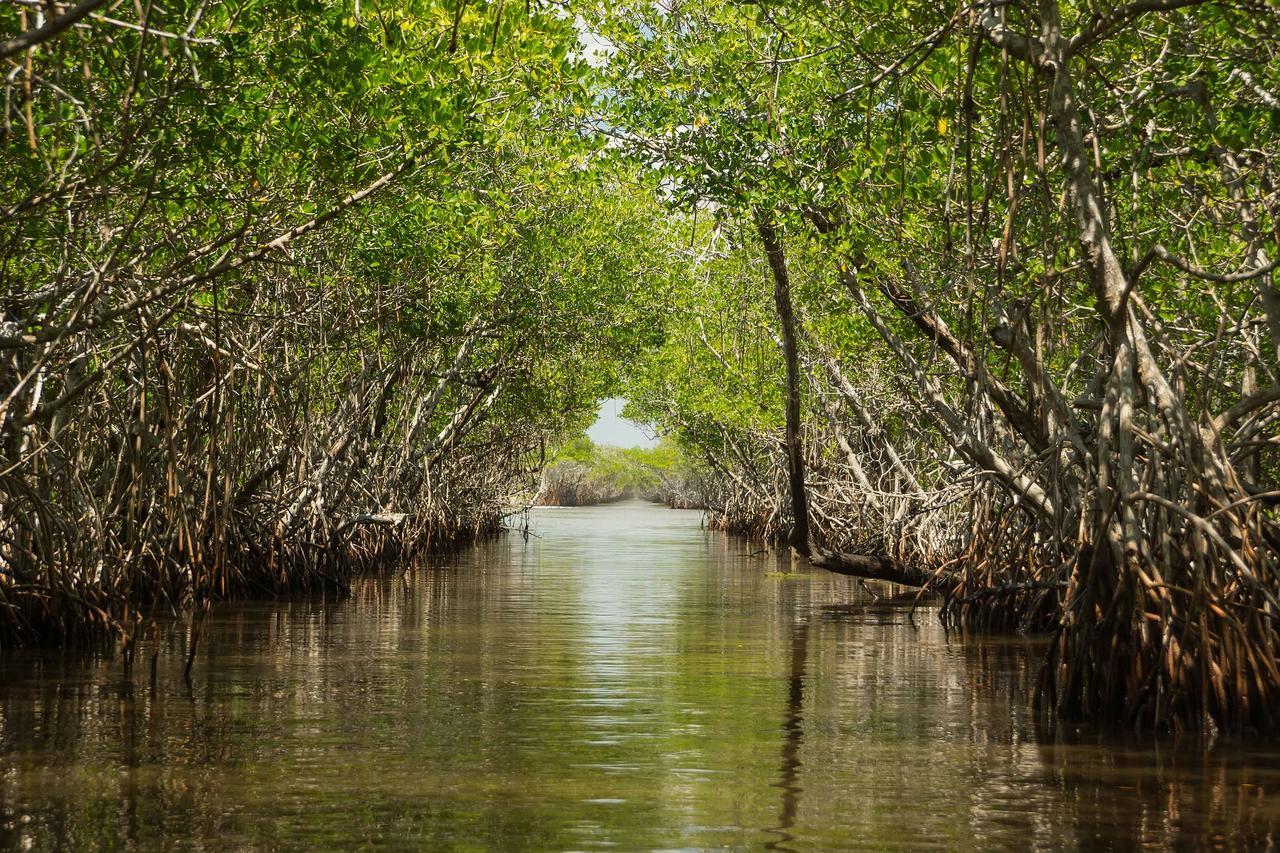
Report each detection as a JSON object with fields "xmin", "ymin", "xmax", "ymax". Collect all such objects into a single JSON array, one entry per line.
[
  {"xmin": 1068, "ymin": 0, "xmax": 1209, "ymax": 55},
  {"xmin": 0, "ymin": 0, "xmax": 109, "ymax": 62}
]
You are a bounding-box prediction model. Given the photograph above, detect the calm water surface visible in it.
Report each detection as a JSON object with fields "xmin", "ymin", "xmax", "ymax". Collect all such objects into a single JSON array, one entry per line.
[{"xmin": 2, "ymin": 501, "xmax": 1279, "ymax": 850}]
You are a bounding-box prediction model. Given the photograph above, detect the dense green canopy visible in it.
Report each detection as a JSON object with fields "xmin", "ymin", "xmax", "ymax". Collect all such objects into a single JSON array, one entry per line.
[{"xmin": 0, "ymin": 0, "xmax": 681, "ymax": 648}]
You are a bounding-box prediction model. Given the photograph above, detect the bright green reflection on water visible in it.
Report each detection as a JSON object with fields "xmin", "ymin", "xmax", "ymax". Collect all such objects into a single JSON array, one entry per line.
[{"xmin": 2, "ymin": 501, "xmax": 1280, "ymax": 850}]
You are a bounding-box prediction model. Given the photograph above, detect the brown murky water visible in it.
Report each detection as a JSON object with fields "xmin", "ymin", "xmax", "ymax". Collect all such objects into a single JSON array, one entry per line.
[{"xmin": 2, "ymin": 501, "xmax": 1279, "ymax": 850}]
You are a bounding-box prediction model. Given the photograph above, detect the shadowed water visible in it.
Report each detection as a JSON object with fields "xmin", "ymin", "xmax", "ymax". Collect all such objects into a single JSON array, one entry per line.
[{"xmin": 2, "ymin": 501, "xmax": 1279, "ymax": 849}]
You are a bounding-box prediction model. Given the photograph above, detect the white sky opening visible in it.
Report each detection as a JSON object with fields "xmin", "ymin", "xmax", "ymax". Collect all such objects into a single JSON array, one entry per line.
[{"xmin": 587, "ymin": 397, "xmax": 657, "ymax": 448}]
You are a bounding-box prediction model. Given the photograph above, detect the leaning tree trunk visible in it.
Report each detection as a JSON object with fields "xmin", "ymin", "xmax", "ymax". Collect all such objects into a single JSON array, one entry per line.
[
  {"xmin": 755, "ymin": 209, "xmax": 811, "ymax": 556},
  {"xmin": 755, "ymin": 210, "xmax": 961, "ymax": 591}
]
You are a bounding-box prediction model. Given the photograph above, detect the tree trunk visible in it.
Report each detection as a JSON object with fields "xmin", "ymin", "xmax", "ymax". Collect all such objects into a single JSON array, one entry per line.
[{"xmin": 755, "ymin": 208, "xmax": 811, "ymax": 556}]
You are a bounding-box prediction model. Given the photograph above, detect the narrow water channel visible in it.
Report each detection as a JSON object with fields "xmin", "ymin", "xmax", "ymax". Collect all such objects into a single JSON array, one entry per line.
[{"xmin": 2, "ymin": 501, "xmax": 1278, "ymax": 849}]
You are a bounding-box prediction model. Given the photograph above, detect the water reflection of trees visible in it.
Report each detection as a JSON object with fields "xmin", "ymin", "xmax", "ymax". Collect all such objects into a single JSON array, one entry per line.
[
  {"xmin": 956, "ymin": 635, "xmax": 1280, "ymax": 848},
  {"xmin": 2, "ymin": 525, "xmax": 1279, "ymax": 849},
  {"xmin": 0, "ymin": 651, "xmax": 271, "ymax": 848},
  {"xmin": 802, "ymin": 584, "xmax": 1280, "ymax": 849},
  {"xmin": 0, "ymin": 538, "xmax": 560, "ymax": 850},
  {"xmin": 1034, "ymin": 734, "xmax": 1280, "ymax": 848},
  {"xmin": 765, "ymin": 618, "xmax": 808, "ymax": 852}
]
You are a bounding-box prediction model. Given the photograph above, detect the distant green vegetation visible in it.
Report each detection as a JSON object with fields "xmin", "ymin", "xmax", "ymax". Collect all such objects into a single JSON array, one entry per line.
[{"xmin": 537, "ymin": 436, "xmax": 702, "ymax": 508}]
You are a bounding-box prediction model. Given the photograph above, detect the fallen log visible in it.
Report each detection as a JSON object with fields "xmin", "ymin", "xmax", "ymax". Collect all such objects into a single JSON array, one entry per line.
[{"xmin": 808, "ymin": 546, "xmax": 958, "ymax": 593}]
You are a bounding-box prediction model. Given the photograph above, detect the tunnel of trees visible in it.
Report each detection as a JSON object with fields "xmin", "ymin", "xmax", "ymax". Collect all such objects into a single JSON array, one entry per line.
[{"xmin": 1, "ymin": 0, "xmax": 1278, "ymax": 735}]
